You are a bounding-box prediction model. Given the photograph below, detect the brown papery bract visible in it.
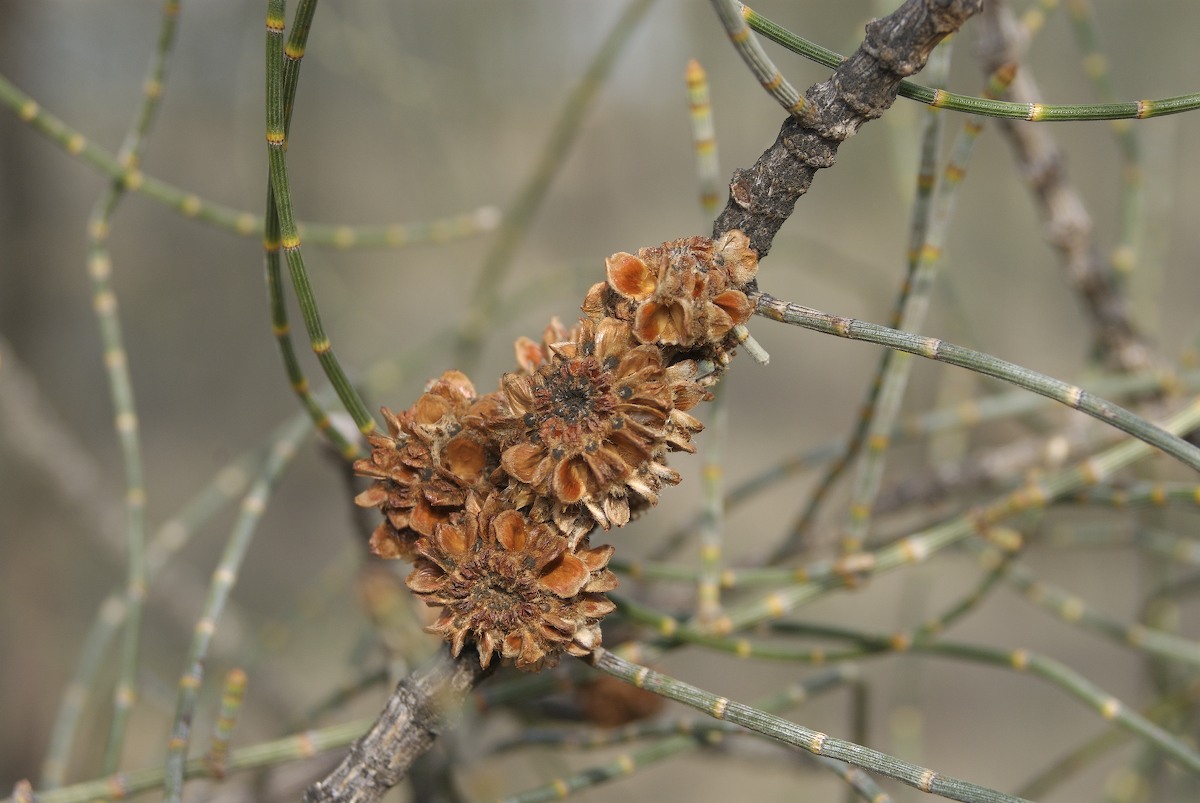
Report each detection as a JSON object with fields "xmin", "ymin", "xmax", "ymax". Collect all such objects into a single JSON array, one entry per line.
[
  {"xmin": 406, "ymin": 493, "xmax": 617, "ymax": 671},
  {"xmin": 495, "ymin": 316, "xmax": 705, "ymax": 530},
  {"xmin": 353, "ymin": 370, "xmax": 500, "ymax": 560},
  {"xmin": 355, "ymin": 232, "xmax": 754, "ymax": 669}
]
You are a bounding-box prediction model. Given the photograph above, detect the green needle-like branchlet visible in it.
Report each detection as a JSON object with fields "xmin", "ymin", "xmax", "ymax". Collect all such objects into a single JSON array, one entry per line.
[
  {"xmin": 0, "ymin": 73, "xmax": 495, "ymax": 249},
  {"xmin": 593, "ymin": 649, "xmax": 1031, "ymax": 803},
  {"xmin": 40, "ymin": 449, "xmax": 260, "ymax": 788},
  {"xmin": 839, "ymin": 62, "xmax": 1013, "ymax": 555},
  {"xmin": 1062, "ymin": 0, "xmax": 1145, "ymax": 290},
  {"xmin": 494, "ymin": 665, "xmax": 863, "ymax": 803},
  {"xmin": 87, "ymin": 0, "xmax": 182, "ymax": 777},
  {"xmin": 770, "ymin": 41, "xmax": 956, "ymax": 563},
  {"xmin": 264, "ymin": 0, "xmax": 378, "ymax": 439},
  {"xmin": 752, "ymin": 292, "xmax": 1200, "ymax": 474},
  {"xmin": 10, "ymin": 719, "xmax": 371, "ymax": 803},
  {"xmin": 161, "ymin": 412, "xmax": 312, "ymax": 802},
  {"xmin": 709, "ymin": 0, "xmax": 806, "ymax": 119},
  {"xmin": 263, "ymin": 0, "xmax": 361, "ymax": 460},
  {"xmin": 740, "ymin": 2, "xmax": 1200, "ymax": 121},
  {"xmin": 697, "ymin": 395, "xmax": 1200, "ymax": 635}
]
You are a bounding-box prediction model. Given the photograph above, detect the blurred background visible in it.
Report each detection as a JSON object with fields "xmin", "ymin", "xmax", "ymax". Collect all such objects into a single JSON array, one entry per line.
[{"xmin": 3, "ymin": 1, "xmax": 1200, "ymax": 800}]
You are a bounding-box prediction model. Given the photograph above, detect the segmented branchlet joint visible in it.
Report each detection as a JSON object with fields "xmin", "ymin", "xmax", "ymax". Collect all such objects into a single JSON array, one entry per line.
[{"xmin": 354, "ymin": 231, "xmax": 760, "ymax": 670}]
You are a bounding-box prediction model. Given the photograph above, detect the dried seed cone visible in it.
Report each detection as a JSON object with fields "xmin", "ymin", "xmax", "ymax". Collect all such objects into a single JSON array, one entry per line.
[
  {"xmin": 496, "ymin": 317, "xmax": 707, "ymax": 529},
  {"xmin": 513, "ymin": 316, "xmax": 579, "ymax": 375},
  {"xmin": 406, "ymin": 492, "xmax": 618, "ymax": 671},
  {"xmin": 586, "ymin": 232, "xmax": 758, "ymax": 352},
  {"xmin": 352, "ymin": 232, "xmax": 757, "ymax": 672},
  {"xmin": 353, "ymin": 370, "xmax": 499, "ymax": 560}
]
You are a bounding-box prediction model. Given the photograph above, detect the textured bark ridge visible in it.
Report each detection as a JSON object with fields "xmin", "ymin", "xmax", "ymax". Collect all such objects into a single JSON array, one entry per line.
[
  {"xmin": 714, "ymin": 0, "xmax": 984, "ymax": 258},
  {"xmin": 304, "ymin": 649, "xmax": 492, "ymax": 803}
]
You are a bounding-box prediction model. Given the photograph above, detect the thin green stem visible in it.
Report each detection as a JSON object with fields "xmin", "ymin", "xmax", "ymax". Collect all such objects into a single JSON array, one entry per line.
[
  {"xmin": 681, "ymin": 54, "xmax": 767, "ymax": 364},
  {"xmin": 1063, "ymin": 0, "xmax": 1145, "ymax": 288},
  {"xmin": 773, "ymin": 41, "xmax": 954, "ymax": 562},
  {"xmin": 453, "ymin": 0, "xmax": 656, "ymax": 369},
  {"xmin": 0, "ymin": 72, "xmax": 496, "ymax": 248},
  {"xmin": 7, "ymin": 720, "xmax": 371, "ymax": 803},
  {"xmin": 265, "ymin": 0, "xmax": 377, "ymax": 437},
  {"xmin": 696, "ymin": 397, "xmax": 1200, "ymax": 634},
  {"xmin": 740, "ymin": 3, "xmax": 1200, "ymax": 121},
  {"xmin": 921, "ymin": 641, "xmax": 1200, "ymax": 776},
  {"xmin": 693, "ymin": 383, "xmax": 728, "ymax": 624},
  {"xmin": 685, "ymin": 58, "xmax": 722, "ymax": 218},
  {"xmin": 262, "ymin": 0, "xmax": 361, "ymax": 459},
  {"xmin": 161, "ymin": 412, "xmax": 312, "ymax": 802},
  {"xmin": 838, "ymin": 60, "xmax": 1010, "ymax": 555},
  {"xmin": 617, "ymin": 532, "xmax": 1018, "ymax": 661},
  {"xmin": 592, "ymin": 649, "xmax": 1030, "ymax": 803},
  {"xmin": 1042, "ymin": 525, "xmax": 1200, "ymax": 568},
  {"xmin": 655, "ymin": 367, "xmax": 1200, "ymax": 563},
  {"xmin": 619, "ymin": 588, "xmax": 1200, "ymax": 784},
  {"xmin": 493, "ymin": 735, "xmax": 702, "ymax": 803},
  {"xmin": 39, "ymin": 447, "xmax": 260, "ymax": 788},
  {"xmin": 752, "ymin": 292, "xmax": 1200, "ymax": 474},
  {"xmin": 90, "ymin": 0, "xmax": 182, "ymax": 775},
  {"xmin": 1071, "ymin": 482, "xmax": 1200, "ymax": 511},
  {"xmin": 709, "ymin": 0, "xmax": 806, "ymax": 118},
  {"xmin": 495, "ymin": 665, "xmax": 867, "ymax": 802},
  {"xmin": 775, "ymin": 622, "xmax": 1200, "ymax": 780},
  {"xmin": 204, "ymin": 668, "xmax": 249, "ymax": 778},
  {"xmin": 989, "ymin": 542, "xmax": 1200, "ymax": 669}
]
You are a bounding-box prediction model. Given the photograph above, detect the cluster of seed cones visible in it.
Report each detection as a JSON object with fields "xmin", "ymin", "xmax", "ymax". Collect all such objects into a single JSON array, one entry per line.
[{"xmin": 354, "ymin": 232, "xmax": 758, "ymax": 670}]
